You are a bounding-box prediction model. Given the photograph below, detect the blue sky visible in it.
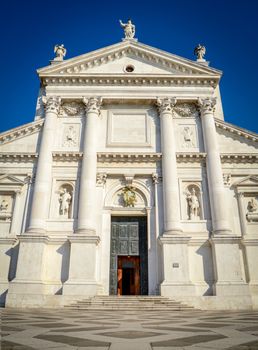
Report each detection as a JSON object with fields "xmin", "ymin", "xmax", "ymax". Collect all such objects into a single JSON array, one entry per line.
[{"xmin": 1, "ymin": 0, "xmax": 258, "ymax": 133}]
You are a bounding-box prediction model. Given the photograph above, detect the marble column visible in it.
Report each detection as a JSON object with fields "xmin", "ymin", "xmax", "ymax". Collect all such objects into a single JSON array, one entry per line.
[
  {"xmin": 76, "ymin": 97, "xmax": 102, "ymax": 234},
  {"xmin": 27, "ymin": 96, "xmax": 61, "ymax": 234},
  {"xmin": 157, "ymin": 98, "xmax": 182, "ymax": 235},
  {"xmin": 199, "ymin": 98, "xmax": 231, "ymax": 235}
]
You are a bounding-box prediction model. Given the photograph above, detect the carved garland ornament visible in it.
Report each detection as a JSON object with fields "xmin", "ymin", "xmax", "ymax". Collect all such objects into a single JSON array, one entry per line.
[
  {"xmin": 60, "ymin": 101, "xmax": 85, "ymax": 117},
  {"xmin": 173, "ymin": 103, "xmax": 199, "ymax": 118}
]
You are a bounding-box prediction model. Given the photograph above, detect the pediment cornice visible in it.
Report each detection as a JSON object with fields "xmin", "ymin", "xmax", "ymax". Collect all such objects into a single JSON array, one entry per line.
[
  {"xmin": 0, "ymin": 119, "xmax": 43, "ymax": 146},
  {"xmin": 38, "ymin": 41, "xmax": 221, "ymax": 87},
  {"xmin": 215, "ymin": 119, "xmax": 258, "ymax": 143},
  {"xmin": 43, "ymin": 74, "xmax": 219, "ymax": 88}
]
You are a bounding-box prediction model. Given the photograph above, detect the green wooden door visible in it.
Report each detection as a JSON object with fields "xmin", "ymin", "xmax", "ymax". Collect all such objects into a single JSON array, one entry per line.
[{"xmin": 110, "ymin": 216, "xmax": 148, "ymax": 295}]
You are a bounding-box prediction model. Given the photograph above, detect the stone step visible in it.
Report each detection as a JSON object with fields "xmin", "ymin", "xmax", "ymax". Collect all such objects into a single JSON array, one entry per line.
[{"xmin": 65, "ymin": 296, "xmax": 195, "ymax": 311}]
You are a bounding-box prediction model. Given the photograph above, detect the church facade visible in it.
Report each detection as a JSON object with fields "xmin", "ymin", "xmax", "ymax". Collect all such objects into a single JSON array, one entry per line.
[{"xmin": 1, "ymin": 23, "xmax": 258, "ymax": 309}]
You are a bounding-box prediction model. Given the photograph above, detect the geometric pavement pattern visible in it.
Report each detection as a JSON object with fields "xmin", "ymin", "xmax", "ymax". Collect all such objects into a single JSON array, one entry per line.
[{"xmin": 1, "ymin": 308, "xmax": 258, "ymax": 349}]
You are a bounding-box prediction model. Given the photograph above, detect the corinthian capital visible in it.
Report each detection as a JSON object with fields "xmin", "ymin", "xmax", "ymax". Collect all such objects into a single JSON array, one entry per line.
[
  {"xmin": 156, "ymin": 97, "xmax": 177, "ymax": 114},
  {"xmin": 42, "ymin": 96, "xmax": 61, "ymax": 115},
  {"xmin": 83, "ymin": 97, "xmax": 102, "ymax": 116},
  {"xmin": 198, "ymin": 97, "xmax": 216, "ymax": 114}
]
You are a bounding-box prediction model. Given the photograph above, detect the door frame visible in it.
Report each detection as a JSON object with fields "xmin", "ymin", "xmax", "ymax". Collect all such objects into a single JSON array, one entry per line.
[{"xmin": 109, "ymin": 216, "xmax": 148, "ymax": 295}]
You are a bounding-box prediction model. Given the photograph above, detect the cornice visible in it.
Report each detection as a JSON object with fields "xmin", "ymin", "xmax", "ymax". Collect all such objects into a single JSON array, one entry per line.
[
  {"xmin": 42, "ymin": 75, "xmax": 219, "ymax": 88},
  {"xmin": 0, "ymin": 119, "xmax": 43, "ymax": 146},
  {"xmin": 220, "ymin": 154, "xmax": 258, "ymax": 163},
  {"xmin": 176, "ymin": 152, "xmax": 206, "ymax": 163},
  {"xmin": 52, "ymin": 152, "xmax": 83, "ymax": 162},
  {"xmin": 0, "ymin": 153, "xmax": 38, "ymax": 162},
  {"xmin": 97, "ymin": 152, "xmax": 162, "ymax": 163},
  {"xmin": 215, "ymin": 118, "xmax": 258, "ymax": 142}
]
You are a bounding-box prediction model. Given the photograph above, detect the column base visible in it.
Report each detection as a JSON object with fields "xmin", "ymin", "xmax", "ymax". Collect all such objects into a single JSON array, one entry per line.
[
  {"xmin": 26, "ymin": 227, "xmax": 46, "ymax": 235},
  {"xmin": 75, "ymin": 228, "xmax": 96, "ymax": 235},
  {"xmin": 214, "ymin": 281, "xmax": 250, "ymax": 296},
  {"xmin": 63, "ymin": 281, "xmax": 99, "ymax": 296},
  {"xmin": 160, "ymin": 282, "xmax": 196, "ymax": 297},
  {"xmin": 163, "ymin": 229, "xmax": 183, "ymax": 235}
]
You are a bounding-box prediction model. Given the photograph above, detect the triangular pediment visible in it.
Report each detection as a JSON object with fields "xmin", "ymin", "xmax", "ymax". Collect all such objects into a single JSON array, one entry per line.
[
  {"xmin": 0, "ymin": 119, "xmax": 43, "ymax": 147},
  {"xmin": 38, "ymin": 41, "xmax": 221, "ymax": 78},
  {"xmin": 233, "ymin": 176, "xmax": 258, "ymax": 187},
  {"xmin": 0, "ymin": 174, "xmax": 25, "ymax": 186},
  {"xmin": 216, "ymin": 119, "xmax": 258, "ymax": 153}
]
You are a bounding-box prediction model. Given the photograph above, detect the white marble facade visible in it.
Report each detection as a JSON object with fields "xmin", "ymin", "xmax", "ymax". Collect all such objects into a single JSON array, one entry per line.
[{"xmin": 1, "ymin": 26, "xmax": 258, "ymax": 310}]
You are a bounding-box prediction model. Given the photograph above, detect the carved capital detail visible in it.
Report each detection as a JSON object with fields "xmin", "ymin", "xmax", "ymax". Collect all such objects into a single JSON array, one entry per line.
[
  {"xmin": 83, "ymin": 97, "xmax": 102, "ymax": 116},
  {"xmin": 42, "ymin": 96, "xmax": 61, "ymax": 115},
  {"xmin": 96, "ymin": 173, "xmax": 107, "ymax": 186},
  {"xmin": 156, "ymin": 97, "xmax": 177, "ymax": 115},
  {"xmin": 198, "ymin": 97, "xmax": 216, "ymax": 115}
]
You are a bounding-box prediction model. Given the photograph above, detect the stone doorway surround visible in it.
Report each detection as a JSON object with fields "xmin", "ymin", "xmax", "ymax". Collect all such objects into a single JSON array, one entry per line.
[{"xmin": 110, "ymin": 216, "xmax": 148, "ymax": 295}]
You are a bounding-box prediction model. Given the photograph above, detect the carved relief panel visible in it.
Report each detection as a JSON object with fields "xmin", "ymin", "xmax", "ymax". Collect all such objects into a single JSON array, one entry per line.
[
  {"xmin": 0, "ymin": 193, "xmax": 13, "ymax": 221},
  {"xmin": 60, "ymin": 123, "xmax": 81, "ymax": 150}
]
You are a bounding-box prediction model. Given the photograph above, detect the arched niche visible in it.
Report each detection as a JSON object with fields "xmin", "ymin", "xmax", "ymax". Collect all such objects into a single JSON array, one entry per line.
[{"xmin": 57, "ymin": 182, "xmax": 74, "ymax": 219}]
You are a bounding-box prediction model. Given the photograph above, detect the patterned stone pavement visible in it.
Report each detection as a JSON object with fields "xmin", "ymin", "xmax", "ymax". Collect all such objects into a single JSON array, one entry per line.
[{"xmin": 0, "ymin": 308, "xmax": 258, "ymax": 349}]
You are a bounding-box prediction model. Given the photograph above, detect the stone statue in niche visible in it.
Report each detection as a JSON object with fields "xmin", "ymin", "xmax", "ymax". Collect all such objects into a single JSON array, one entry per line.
[
  {"xmin": 59, "ymin": 188, "xmax": 72, "ymax": 217},
  {"xmin": 122, "ymin": 186, "xmax": 137, "ymax": 207},
  {"xmin": 0, "ymin": 199, "xmax": 9, "ymax": 212},
  {"xmin": 63, "ymin": 126, "xmax": 78, "ymax": 147},
  {"xmin": 182, "ymin": 126, "xmax": 194, "ymax": 148},
  {"xmin": 119, "ymin": 19, "xmax": 135, "ymax": 39},
  {"xmin": 246, "ymin": 198, "xmax": 258, "ymax": 222},
  {"xmin": 186, "ymin": 188, "xmax": 200, "ymax": 220}
]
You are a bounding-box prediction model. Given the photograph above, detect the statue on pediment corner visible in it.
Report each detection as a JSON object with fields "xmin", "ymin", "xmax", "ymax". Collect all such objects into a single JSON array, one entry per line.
[
  {"xmin": 119, "ymin": 19, "xmax": 135, "ymax": 39},
  {"xmin": 54, "ymin": 44, "xmax": 66, "ymax": 61}
]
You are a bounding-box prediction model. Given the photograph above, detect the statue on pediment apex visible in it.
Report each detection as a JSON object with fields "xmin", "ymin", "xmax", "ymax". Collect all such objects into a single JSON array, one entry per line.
[
  {"xmin": 194, "ymin": 44, "xmax": 206, "ymax": 60},
  {"xmin": 119, "ymin": 19, "xmax": 135, "ymax": 39},
  {"xmin": 54, "ymin": 44, "xmax": 66, "ymax": 61}
]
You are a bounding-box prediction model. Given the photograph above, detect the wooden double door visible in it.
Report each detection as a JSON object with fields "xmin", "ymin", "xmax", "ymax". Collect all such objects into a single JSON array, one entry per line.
[{"xmin": 110, "ymin": 217, "xmax": 148, "ymax": 295}]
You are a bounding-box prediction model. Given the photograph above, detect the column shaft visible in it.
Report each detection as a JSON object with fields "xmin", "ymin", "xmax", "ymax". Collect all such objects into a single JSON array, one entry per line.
[
  {"xmin": 77, "ymin": 97, "xmax": 102, "ymax": 234},
  {"xmin": 157, "ymin": 98, "xmax": 182, "ymax": 234},
  {"xmin": 27, "ymin": 96, "xmax": 60, "ymax": 233},
  {"xmin": 199, "ymin": 98, "xmax": 231, "ymax": 235}
]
